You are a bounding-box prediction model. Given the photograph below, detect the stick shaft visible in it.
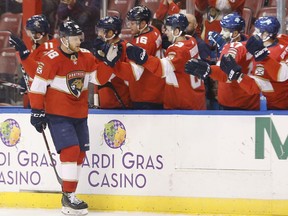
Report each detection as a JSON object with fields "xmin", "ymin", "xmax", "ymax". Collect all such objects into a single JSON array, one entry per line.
[{"xmin": 42, "ymin": 130, "xmax": 63, "ymax": 185}]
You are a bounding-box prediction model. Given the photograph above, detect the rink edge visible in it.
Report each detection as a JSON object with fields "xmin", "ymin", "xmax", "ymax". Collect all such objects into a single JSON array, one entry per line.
[{"xmin": 1, "ymin": 192, "xmax": 288, "ymax": 215}]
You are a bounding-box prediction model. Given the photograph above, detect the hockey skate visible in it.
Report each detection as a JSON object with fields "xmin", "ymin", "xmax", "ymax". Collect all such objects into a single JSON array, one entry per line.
[{"xmin": 61, "ymin": 192, "xmax": 88, "ymax": 216}]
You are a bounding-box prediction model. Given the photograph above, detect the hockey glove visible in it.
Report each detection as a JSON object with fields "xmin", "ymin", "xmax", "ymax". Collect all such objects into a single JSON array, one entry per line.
[
  {"xmin": 185, "ymin": 58, "xmax": 211, "ymax": 80},
  {"xmin": 220, "ymin": 55, "xmax": 242, "ymax": 81},
  {"xmin": 30, "ymin": 109, "xmax": 47, "ymax": 133},
  {"xmin": 126, "ymin": 45, "xmax": 148, "ymax": 65},
  {"xmin": 162, "ymin": 35, "xmax": 172, "ymax": 50},
  {"xmin": 246, "ymin": 35, "xmax": 270, "ymax": 61},
  {"xmin": 92, "ymin": 38, "xmax": 107, "ymax": 61},
  {"xmin": 104, "ymin": 43, "xmax": 122, "ymax": 67},
  {"xmin": 9, "ymin": 34, "xmax": 30, "ymax": 60},
  {"xmin": 207, "ymin": 31, "xmax": 226, "ymax": 52}
]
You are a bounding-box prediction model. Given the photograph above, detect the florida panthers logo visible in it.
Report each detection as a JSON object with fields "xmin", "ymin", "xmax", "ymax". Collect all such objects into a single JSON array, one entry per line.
[
  {"xmin": 255, "ymin": 64, "xmax": 265, "ymax": 76},
  {"xmin": 67, "ymin": 71, "xmax": 85, "ymax": 98}
]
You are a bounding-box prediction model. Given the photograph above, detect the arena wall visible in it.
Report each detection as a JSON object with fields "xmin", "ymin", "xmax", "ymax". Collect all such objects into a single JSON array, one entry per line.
[{"xmin": 0, "ymin": 108, "xmax": 288, "ymax": 215}]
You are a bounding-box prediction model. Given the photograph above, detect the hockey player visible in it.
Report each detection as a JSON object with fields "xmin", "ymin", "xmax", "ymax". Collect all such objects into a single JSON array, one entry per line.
[
  {"xmin": 93, "ymin": 16, "xmax": 132, "ymax": 109},
  {"xmin": 28, "ymin": 19, "xmax": 118, "ymax": 215},
  {"xmin": 219, "ymin": 16, "xmax": 288, "ymax": 110},
  {"xmin": 9, "ymin": 14, "xmax": 59, "ymax": 107},
  {"xmin": 125, "ymin": 5, "xmax": 165, "ymax": 109},
  {"xmin": 185, "ymin": 13, "xmax": 260, "ymax": 110},
  {"xmin": 195, "ymin": 0, "xmax": 245, "ymax": 43},
  {"xmin": 246, "ymin": 16, "xmax": 288, "ymax": 81},
  {"xmin": 9, "ymin": 14, "xmax": 59, "ymax": 80},
  {"xmin": 126, "ymin": 13, "xmax": 206, "ymax": 110},
  {"xmin": 187, "ymin": 16, "xmax": 288, "ymax": 110}
]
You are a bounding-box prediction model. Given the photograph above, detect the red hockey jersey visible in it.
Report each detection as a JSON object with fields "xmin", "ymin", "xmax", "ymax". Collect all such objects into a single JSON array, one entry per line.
[
  {"xmin": 94, "ymin": 40, "xmax": 132, "ymax": 109},
  {"xmin": 30, "ymin": 47, "xmax": 98, "ymax": 118},
  {"xmin": 115, "ymin": 26, "xmax": 165, "ymax": 105},
  {"xmin": 142, "ymin": 36, "xmax": 206, "ymax": 110},
  {"xmin": 210, "ymin": 41, "xmax": 260, "ymax": 110},
  {"xmin": 21, "ymin": 38, "xmax": 60, "ymax": 79},
  {"xmin": 239, "ymin": 38, "xmax": 288, "ymax": 109}
]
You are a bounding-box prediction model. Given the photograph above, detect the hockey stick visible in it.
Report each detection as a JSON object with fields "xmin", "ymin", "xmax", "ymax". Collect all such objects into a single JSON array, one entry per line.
[
  {"xmin": 98, "ymin": 82, "xmax": 126, "ymax": 109},
  {"xmin": 20, "ymin": 66, "xmax": 30, "ymax": 91},
  {"xmin": 42, "ymin": 130, "xmax": 63, "ymax": 185},
  {"xmin": 0, "ymin": 79, "xmax": 25, "ymax": 90}
]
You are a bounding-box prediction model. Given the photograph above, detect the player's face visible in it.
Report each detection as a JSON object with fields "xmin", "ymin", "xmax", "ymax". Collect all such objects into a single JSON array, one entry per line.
[
  {"xmin": 128, "ymin": 21, "xmax": 139, "ymax": 35},
  {"xmin": 97, "ymin": 28, "xmax": 105, "ymax": 40},
  {"xmin": 67, "ymin": 35, "xmax": 83, "ymax": 52},
  {"xmin": 25, "ymin": 29, "xmax": 41, "ymax": 41},
  {"xmin": 164, "ymin": 26, "xmax": 174, "ymax": 42},
  {"xmin": 220, "ymin": 28, "xmax": 231, "ymax": 40},
  {"xmin": 253, "ymin": 28, "xmax": 269, "ymax": 41}
]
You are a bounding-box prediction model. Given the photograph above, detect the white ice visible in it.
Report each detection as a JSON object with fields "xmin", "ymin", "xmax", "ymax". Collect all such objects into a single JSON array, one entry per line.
[{"xmin": 0, "ymin": 208, "xmax": 194, "ymax": 216}]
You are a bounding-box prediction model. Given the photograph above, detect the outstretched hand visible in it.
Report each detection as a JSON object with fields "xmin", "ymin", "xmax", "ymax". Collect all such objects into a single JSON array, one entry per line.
[
  {"xmin": 220, "ymin": 55, "xmax": 242, "ymax": 81},
  {"xmin": 207, "ymin": 31, "xmax": 226, "ymax": 52},
  {"xmin": 9, "ymin": 34, "xmax": 30, "ymax": 60},
  {"xmin": 126, "ymin": 45, "xmax": 148, "ymax": 65},
  {"xmin": 246, "ymin": 35, "xmax": 270, "ymax": 61},
  {"xmin": 104, "ymin": 43, "xmax": 123, "ymax": 67},
  {"xmin": 185, "ymin": 58, "xmax": 211, "ymax": 79}
]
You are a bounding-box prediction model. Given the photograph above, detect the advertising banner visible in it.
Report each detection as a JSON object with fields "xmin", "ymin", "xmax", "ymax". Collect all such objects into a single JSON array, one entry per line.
[{"xmin": 1, "ymin": 112, "xmax": 288, "ymax": 200}]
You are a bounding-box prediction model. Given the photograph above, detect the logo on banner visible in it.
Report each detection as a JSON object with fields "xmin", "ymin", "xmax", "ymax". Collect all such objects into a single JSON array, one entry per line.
[
  {"xmin": 0, "ymin": 118, "xmax": 21, "ymax": 147},
  {"xmin": 103, "ymin": 119, "xmax": 126, "ymax": 149}
]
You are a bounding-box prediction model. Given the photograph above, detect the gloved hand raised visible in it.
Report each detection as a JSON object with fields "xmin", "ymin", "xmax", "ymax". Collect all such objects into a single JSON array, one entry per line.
[
  {"xmin": 92, "ymin": 37, "xmax": 107, "ymax": 61},
  {"xmin": 185, "ymin": 58, "xmax": 211, "ymax": 79},
  {"xmin": 207, "ymin": 31, "xmax": 226, "ymax": 52},
  {"xmin": 126, "ymin": 45, "xmax": 148, "ymax": 65},
  {"xmin": 246, "ymin": 35, "xmax": 270, "ymax": 61},
  {"xmin": 104, "ymin": 43, "xmax": 123, "ymax": 67},
  {"xmin": 30, "ymin": 109, "xmax": 47, "ymax": 133},
  {"xmin": 9, "ymin": 34, "xmax": 30, "ymax": 60},
  {"xmin": 220, "ymin": 55, "xmax": 242, "ymax": 81}
]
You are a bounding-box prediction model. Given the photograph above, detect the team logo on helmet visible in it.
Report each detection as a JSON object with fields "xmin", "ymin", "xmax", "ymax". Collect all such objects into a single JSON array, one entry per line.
[
  {"xmin": 26, "ymin": 14, "xmax": 50, "ymax": 35},
  {"xmin": 97, "ymin": 16, "xmax": 122, "ymax": 36},
  {"xmin": 165, "ymin": 13, "xmax": 188, "ymax": 32},
  {"xmin": 0, "ymin": 119, "xmax": 21, "ymax": 147},
  {"xmin": 254, "ymin": 16, "xmax": 280, "ymax": 37},
  {"xmin": 34, "ymin": 21, "xmax": 41, "ymax": 28},
  {"xmin": 67, "ymin": 71, "xmax": 85, "ymax": 98},
  {"xmin": 220, "ymin": 12, "xmax": 245, "ymax": 32},
  {"xmin": 127, "ymin": 5, "xmax": 151, "ymax": 23}
]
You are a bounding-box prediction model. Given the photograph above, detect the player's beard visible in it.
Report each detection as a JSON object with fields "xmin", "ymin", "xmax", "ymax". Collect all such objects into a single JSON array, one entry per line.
[{"xmin": 69, "ymin": 44, "xmax": 80, "ymax": 53}]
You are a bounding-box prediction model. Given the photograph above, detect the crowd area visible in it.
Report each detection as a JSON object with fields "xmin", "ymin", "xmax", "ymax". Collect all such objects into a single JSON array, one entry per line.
[{"xmin": 0, "ymin": 0, "xmax": 288, "ymax": 111}]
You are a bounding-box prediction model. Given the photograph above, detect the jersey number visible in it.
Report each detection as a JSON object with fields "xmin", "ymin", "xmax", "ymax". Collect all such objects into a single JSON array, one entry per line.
[
  {"xmin": 44, "ymin": 42, "xmax": 54, "ymax": 49},
  {"xmin": 135, "ymin": 36, "xmax": 148, "ymax": 45},
  {"xmin": 190, "ymin": 75, "xmax": 202, "ymax": 89},
  {"xmin": 47, "ymin": 50, "xmax": 59, "ymax": 59}
]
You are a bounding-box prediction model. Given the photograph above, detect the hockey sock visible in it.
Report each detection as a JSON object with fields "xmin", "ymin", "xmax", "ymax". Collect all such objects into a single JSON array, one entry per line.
[
  {"xmin": 75, "ymin": 151, "xmax": 86, "ymax": 188},
  {"xmin": 60, "ymin": 145, "xmax": 80, "ymax": 192}
]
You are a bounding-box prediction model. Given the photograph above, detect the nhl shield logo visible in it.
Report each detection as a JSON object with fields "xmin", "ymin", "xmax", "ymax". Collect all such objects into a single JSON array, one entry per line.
[{"xmin": 67, "ymin": 71, "xmax": 85, "ymax": 98}]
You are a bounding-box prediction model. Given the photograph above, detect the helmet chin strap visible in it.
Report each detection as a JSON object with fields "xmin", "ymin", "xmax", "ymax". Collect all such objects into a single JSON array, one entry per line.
[
  {"xmin": 31, "ymin": 34, "xmax": 43, "ymax": 44},
  {"xmin": 171, "ymin": 29, "xmax": 182, "ymax": 43},
  {"xmin": 229, "ymin": 32, "xmax": 240, "ymax": 42},
  {"xmin": 60, "ymin": 37, "xmax": 75, "ymax": 53},
  {"xmin": 137, "ymin": 23, "xmax": 147, "ymax": 35},
  {"xmin": 258, "ymin": 32, "xmax": 271, "ymax": 42},
  {"xmin": 104, "ymin": 33, "xmax": 115, "ymax": 42}
]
